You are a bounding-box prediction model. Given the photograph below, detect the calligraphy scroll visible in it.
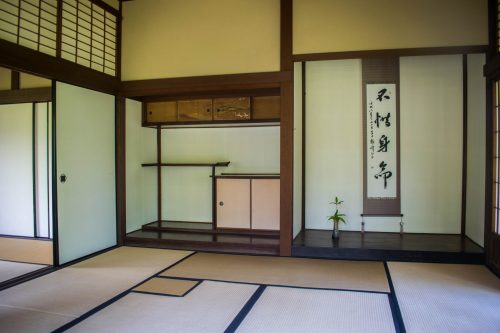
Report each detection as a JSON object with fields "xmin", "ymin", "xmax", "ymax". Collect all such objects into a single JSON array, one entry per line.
[{"xmin": 362, "ymin": 58, "xmax": 401, "ymax": 215}]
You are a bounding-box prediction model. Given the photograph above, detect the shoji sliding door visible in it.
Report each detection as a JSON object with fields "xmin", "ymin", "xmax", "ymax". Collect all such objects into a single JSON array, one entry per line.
[
  {"xmin": 0, "ymin": 103, "xmax": 34, "ymax": 236},
  {"xmin": 55, "ymin": 82, "xmax": 116, "ymax": 265}
]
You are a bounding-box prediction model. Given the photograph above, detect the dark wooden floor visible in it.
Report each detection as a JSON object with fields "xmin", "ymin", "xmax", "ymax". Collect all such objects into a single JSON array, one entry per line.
[
  {"xmin": 125, "ymin": 227, "xmax": 484, "ymax": 263},
  {"xmin": 125, "ymin": 230, "xmax": 280, "ymax": 255},
  {"xmin": 293, "ymin": 230, "xmax": 483, "ymax": 252},
  {"xmin": 292, "ymin": 230, "xmax": 484, "ymax": 263}
]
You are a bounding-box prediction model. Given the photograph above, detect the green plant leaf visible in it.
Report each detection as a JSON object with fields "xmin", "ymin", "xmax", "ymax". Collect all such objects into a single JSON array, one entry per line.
[{"xmin": 328, "ymin": 196, "xmax": 346, "ymax": 223}]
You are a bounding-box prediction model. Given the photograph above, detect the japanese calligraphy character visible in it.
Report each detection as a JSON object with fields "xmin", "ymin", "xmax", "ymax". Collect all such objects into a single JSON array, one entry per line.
[
  {"xmin": 374, "ymin": 161, "xmax": 392, "ymax": 189},
  {"xmin": 378, "ymin": 135, "xmax": 390, "ymax": 152},
  {"xmin": 375, "ymin": 112, "xmax": 391, "ymax": 128},
  {"xmin": 377, "ymin": 88, "xmax": 391, "ymax": 102}
]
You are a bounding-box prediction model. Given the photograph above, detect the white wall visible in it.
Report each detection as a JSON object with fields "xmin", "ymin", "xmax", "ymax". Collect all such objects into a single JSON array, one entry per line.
[
  {"xmin": 466, "ymin": 53, "xmax": 486, "ymax": 246},
  {"xmin": 159, "ymin": 127, "xmax": 280, "ymax": 222},
  {"xmin": 125, "ymin": 99, "xmax": 156, "ymax": 233},
  {"xmin": 400, "ymin": 55, "xmax": 463, "ymax": 234},
  {"xmin": 305, "ymin": 55, "xmax": 464, "ymax": 233},
  {"xmin": 126, "ymin": 110, "xmax": 280, "ymax": 228},
  {"xmin": 0, "ymin": 103, "xmax": 34, "ymax": 236},
  {"xmin": 293, "ymin": 62, "xmax": 303, "ymax": 239},
  {"xmin": 305, "ymin": 59, "xmax": 363, "ymax": 231}
]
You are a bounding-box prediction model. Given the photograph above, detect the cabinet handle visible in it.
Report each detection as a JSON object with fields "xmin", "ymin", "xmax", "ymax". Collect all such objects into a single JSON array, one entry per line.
[{"xmin": 219, "ymin": 201, "xmax": 224, "ymax": 207}]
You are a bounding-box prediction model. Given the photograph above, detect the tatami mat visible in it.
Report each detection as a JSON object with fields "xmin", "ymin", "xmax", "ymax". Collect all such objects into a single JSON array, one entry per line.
[
  {"xmin": 389, "ymin": 262, "xmax": 500, "ymax": 333},
  {"xmin": 0, "ymin": 260, "xmax": 47, "ymax": 284},
  {"xmin": 68, "ymin": 281, "xmax": 258, "ymax": 333},
  {"xmin": 0, "ymin": 237, "xmax": 53, "ymax": 265},
  {"xmin": 161, "ymin": 252, "xmax": 390, "ymax": 292},
  {"xmin": 0, "ymin": 246, "xmax": 192, "ymax": 333},
  {"xmin": 237, "ymin": 286, "xmax": 395, "ymax": 333},
  {"xmin": 0, "ymin": 305, "xmax": 75, "ymax": 333},
  {"xmin": 133, "ymin": 277, "xmax": 199, "ymax": 296}
]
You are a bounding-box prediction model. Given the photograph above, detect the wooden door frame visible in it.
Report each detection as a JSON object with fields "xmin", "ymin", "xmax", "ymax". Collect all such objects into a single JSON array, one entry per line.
[{"xmin": 483, "ymin": 0, "xmax": 500, "ymax": 275}]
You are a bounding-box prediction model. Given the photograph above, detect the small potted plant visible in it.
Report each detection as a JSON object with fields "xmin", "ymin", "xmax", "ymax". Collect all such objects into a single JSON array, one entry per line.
[{"xmin": 328, "ymin": 196, "xmax": 346, "ymax": 239}]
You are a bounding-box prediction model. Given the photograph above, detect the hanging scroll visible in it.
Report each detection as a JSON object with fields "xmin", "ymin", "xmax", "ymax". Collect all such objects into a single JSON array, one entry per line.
[
  {"xmin": 362, "ymin": 58, "xmax": 400, "ymax": 215},
  {"xmin": 366, "ymin": 84, "xmax": 397, "ymax": 198}
]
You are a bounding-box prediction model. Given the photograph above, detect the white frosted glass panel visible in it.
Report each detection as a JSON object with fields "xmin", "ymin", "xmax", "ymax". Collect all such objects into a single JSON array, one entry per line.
[
  {"xmin": 56, "ymin": 82, "xmax": 116, "ymax": 264},
  {"xmin": 35, "ymin": 102, "xmax": 52, "ymax": 238},
  {"xmin": 0, "ymin": 103, "xmax": 34, "ymax": 237},
  {"xmin": 293, "ymin": 62, "xmax": 303, "ymax": 238}
]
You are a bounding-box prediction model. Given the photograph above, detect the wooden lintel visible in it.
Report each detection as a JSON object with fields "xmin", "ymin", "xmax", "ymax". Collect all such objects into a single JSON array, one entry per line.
[
  {"xmin": 121, "ymin": 71, "xmax": 291, "ymax": 99},
  {"xmin": 0, "ymin": 87, "xmax": 52, "ymax": 104},
  {"xmin": 0, "ymin": 39, "xmax": 119, "ymax": 96},
  {"xmin": 293, "ymin": 45, "xmax": 488, "ymax": 62}
]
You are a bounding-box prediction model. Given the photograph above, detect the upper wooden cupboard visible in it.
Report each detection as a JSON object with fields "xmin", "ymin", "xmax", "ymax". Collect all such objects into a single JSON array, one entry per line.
[{"xmin": 144, "ymin": 96, "xmax": 280, "ymax": 125}]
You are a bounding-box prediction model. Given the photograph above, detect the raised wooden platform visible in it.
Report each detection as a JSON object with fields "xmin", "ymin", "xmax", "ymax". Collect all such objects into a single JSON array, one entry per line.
[
  {"xmin": 142, "ymin": 221, "xmax": 279, "ymax": 238},
  {"xmin": 292, "ymin": 230, "xmax": 484, "ymax": 263},
  {"xmin": 125, "ymin": 229, "xmax": 279, "ymax": 255}
]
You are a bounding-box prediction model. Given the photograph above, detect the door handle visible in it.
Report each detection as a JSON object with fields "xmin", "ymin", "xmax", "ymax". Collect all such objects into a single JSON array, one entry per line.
[
  {"xmin": 60, "ymin": 174, "xmax": 67, "ymax": 183},
  {"xmin": 219, "ymin": 201, "xmax": 224, "ymax": 207}
]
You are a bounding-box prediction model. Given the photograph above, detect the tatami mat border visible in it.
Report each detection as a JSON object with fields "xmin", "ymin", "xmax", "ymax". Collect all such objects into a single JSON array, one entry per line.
[
  {"xmin": 49, "ymin": 250, "xmax": 409, "ymax": 333},
  {"xmin": 131, "ymin": 278, "xmax": 203, "ymax": 298},
  {"xmin": 159, "ymin": 274, "xmax": 390, "ymax": 294},
  {"xmin": 225, "ymin": 285, "xmax": 267, "ymax": 333},
  {"xmin": 0, "ymin": 245, "xmax": 120, "ymax": 292},
  {"xmin": 0, "ymin": 266, "xmax": 54, "ymax": 292},
  {"xmin": 52, "ymin": 251, "xmax": 197, "ymax": 332},
  {"xmin": 384, "ymin": 262, "xmax": 406, "ymax": 333},
  {"xmin": 0, "ymin": 258, "xmax": 50, "ymax": 266}
]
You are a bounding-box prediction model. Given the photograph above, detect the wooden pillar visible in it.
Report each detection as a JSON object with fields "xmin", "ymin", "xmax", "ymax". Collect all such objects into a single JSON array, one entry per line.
[
  {"xmin": 116, "ymin": 96, "xmax": 126, "ymax": 245},
  {"xmin": 279, "ymin": 0, "xmax": 293, "ymax": 256}
]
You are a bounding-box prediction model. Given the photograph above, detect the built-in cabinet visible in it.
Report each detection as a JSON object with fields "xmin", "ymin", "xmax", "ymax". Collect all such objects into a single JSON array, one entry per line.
[
  {"xmin": 144, "ymin": 95, "xmax": 280, "ymax": 125},
  {"xmin": 216, "ymin": 177, "xmax": 280, "ymax": 231}
]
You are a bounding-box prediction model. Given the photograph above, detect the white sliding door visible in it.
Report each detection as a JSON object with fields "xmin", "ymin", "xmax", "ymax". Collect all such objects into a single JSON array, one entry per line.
[
  {"xmin": 35, "ymin": 102, "xmax": 52, "ymax": 238},
  {"xmin": 56, "ymin": 82, "xmax": 116, "ymax": 265},
  {"xmin": 0, "ymin": 103, "xmax": 34, "ymax": 236}
]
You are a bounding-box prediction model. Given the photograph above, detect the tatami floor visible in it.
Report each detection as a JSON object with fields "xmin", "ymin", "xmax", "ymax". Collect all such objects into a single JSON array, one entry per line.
[
  {"xmin": 0, "ymin": 246, "xmax": 498, "ymax": 333},
  {"xmin": 0, "ymin": 237, "xmax": 53, "ymax": 287}
]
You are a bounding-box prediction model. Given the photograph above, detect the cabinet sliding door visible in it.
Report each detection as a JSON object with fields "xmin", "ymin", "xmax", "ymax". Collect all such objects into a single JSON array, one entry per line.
[{"xmin": 55, "ymin": 82, "xmax": 116, "ymax": 265}]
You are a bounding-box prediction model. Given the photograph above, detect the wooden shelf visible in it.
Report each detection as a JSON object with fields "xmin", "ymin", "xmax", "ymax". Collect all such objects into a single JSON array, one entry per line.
[
  {"xmin": 142, "ymin": 161, "xmax": 230, "ymax": 167},
  {"xmin": 361, "ymin": 213, "xmax": 404, "ymax": 217},
  {"xmin": 217, "ymin": 173, "xmax": 280, "ymax": 179}
]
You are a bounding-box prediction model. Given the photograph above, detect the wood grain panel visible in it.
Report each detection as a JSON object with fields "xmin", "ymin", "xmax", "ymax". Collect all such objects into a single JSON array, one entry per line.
[
  {"xmin": 178, "ymin": 99, "xmax": 213, "ymax": 121},
  {"xmin": 146, "ymin": 101, "xmax": 177, "ymax": 123},
  {"xmin": 252, "ymin": 96, "xmax": 280, "ymax": 120},
  {"xmin": 213, "ymin": 97, "xmax": 250, "ymax": 120}
]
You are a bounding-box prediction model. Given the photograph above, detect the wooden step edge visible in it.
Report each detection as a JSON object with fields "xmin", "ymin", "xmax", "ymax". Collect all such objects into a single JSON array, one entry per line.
[
  {"xmin": 141, "ymin": 225, "xmax": 280, "ymax": 238},
  {"xmin": 124, "ymin": 237, "xmax": 280, "ymax": 255}
]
